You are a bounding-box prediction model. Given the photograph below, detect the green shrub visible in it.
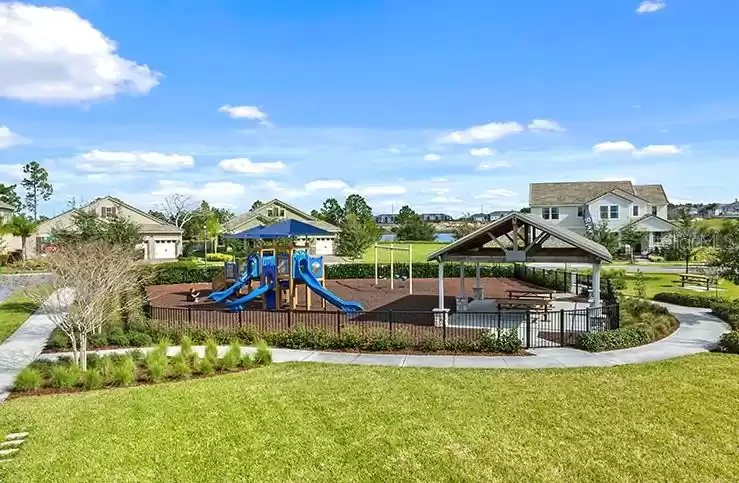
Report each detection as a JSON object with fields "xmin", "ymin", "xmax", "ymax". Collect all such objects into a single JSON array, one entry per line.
[
  {"xmin": 710, "ymin": 300, "xmax": 739, "ymax": 330},
  {"xmin": 107, "ymin": 327, "xmax": 130, "ymax": 347},
  {"xmin": 199, "ymin": 356, "xmax": 216, "ymax": 375},
  {"xmin": 476, "ymin": 329, "xmax": 523, "ymax": 353},
  {"xmin": 111, "ymin": 356, "xmax": 136, "ymax": 386},
  {"xmin": 85, "ymin": 353, "xmax": 101, "ymax": 369},
  {"xmin": 49, "ymin": 364, "xmax": 80, "ymax": 389},
  {"xmin": 325, "ymin": 262, "xmax": 513, "ymax": 280},
  {"xmin": 418, "ymin": 334, "xmax": 445, "ymax": 352},
  {"xmin": 47, "ymin": 329, "xmax": 70, "ymax": 350},
  {"xmin": 204, "ymin": 338, "xmax": 219, "ymax": 362},
  {"xmin": 87, "ymin": 331, "xmax": 109, "ymax": 348},
  {"xmin": 144, "ymin": 261, "xmax": 223, "ymax": 285},
  {"xmin": 443, "ymin": 338, "xmax": 477, "ymax": 353},
  {"xmin": 206, "ymin": 253, "xmax": 234, "ymax": 262},
  {"xmin": 577, "ymin": 327, "xmax": 651, "ymax": 352},
  {"xmin": 653, "ymin": 292, "xmax": 715, "ymax": 308},
  {"xmin": 82, "ymin": 369, "xmax": 104, "ymax": 390},
  {"xmin": 14, "ymin": 367, "xmax": 43, "ymax": 392},
  {"xmin": 99, "ymin": 357, "xmax": 116, "ymax": 382},
  {"xmin": 169, "ymin": 354, "xmax": 191, "ymax": 379},
  {"xmin": 145, "ymin": 344, "xmax": 168, "ymax": 382},
  {"xmin": 718, "ymin": 331, "xmax": 739, "ymax": 354},
  {"xmin": 220, "ymin": 340, "xmax": 242, "ymax": 370},
  {"xmin": 127, "ymin": 331, "xmax": 153, "ymax": 347},
  {"xmin": 647, "ymin": 254, "xmax": 665, "ymax": 262},
  {"xmin": 180, "ymin": 335, "xmax": 195, "ymax": 364},
  {"xmin": 253, "ymin": 340, "xmax": 272, "ymax": 366}
]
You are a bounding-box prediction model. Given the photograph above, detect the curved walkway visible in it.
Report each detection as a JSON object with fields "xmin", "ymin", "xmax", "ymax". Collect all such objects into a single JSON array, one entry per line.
[{"xmin": 40, "ymin": 302, "xmax": 730, "ymax": 370}]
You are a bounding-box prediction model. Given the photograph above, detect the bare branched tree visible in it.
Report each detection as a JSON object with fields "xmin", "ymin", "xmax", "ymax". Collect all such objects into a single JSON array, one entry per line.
[
  {"xmin": 27, "ymin": 241, "xmax": 147, "ymax": 370},
  {"xmin": 161, "ymin": 193, "xmax": 199, "ymax": 229}
]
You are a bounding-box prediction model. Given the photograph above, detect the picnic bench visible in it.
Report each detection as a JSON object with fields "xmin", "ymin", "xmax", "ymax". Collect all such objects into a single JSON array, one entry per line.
[
  {"xmin": 497, "ymin": 297, "xmax": 554, "ymax": 311},
  {"xmin": 678, "ymin": 273, "xmax": 714, "ymax": 290},
  {"xmin": 506, "ymin": 288, "xmax": 554, "ymax": 300}
]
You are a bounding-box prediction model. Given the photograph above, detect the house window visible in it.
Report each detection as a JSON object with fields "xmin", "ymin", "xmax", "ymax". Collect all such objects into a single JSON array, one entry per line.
[
  {"xmin": 577, "ymin": 206, "xmax": 583, "ymax": 217},
  {"xmin": 600, "ymin": 206, "xmax": 609, "ymax": 220},
  {"xmin": 609, "ymin": 205, "xmax": 619, "ymax": 219},
  {"xmin": 267, "ymin": 209, "xmax": 274, "ymax": 217},
  {"xmin": 101, "ymin": 206, "xmax": 117, "ymax": 218},
  {"xmin": 652, "ymin": 206, "xmax": 658, "ymax": 216},
  {"xmin": 550, "ymin": 207, "xmax": 559, "ymax": 220},
  {"xmin": 633, "ymin": 205, "xmax": 639, "ymax": 217},
  {"xmin": 279, "ymin": 209, "xmax": 285, "ymax": 217},
  {"xmin": 654, "ymin": 232, "xmax": 664, "ymax": 244},
  {"xmin": 542, "ymin": 207, "xmax": 559, "ymax": 220}
]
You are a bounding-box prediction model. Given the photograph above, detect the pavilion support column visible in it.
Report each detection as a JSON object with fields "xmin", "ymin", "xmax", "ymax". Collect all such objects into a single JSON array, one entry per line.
[
  {"xmin": 591, "ymin": 262, "xmax": 601, "ymax": 308},
  {"xmin": 438, "ymin": 261, "xmax": 445, "ymax": 309},
  {"xmin": 459, "ymin": 261, "xmax": 465, "ymax": 297},
  {"xmin": 474, "ymin": 262, "xmax": 482, "ymax": 300},
  {"xmin": 433, "ymin": 260, "xmax": 449, "ymax": 327}
]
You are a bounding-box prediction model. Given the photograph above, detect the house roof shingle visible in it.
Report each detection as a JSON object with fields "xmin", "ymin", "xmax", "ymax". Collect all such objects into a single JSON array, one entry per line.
[
  {"xmin": 530, "ymin": 180, "xmax": 668, "ymax": 206},
  {"xmin": 224, "ymin": 199, "xmax": 340, "ymax": 234}
]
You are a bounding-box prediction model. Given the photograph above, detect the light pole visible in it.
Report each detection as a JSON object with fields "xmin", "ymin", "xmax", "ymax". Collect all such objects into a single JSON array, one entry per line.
[{"xmin": 203, "ymin": 224, "xmax": 208, "ymax": 261}]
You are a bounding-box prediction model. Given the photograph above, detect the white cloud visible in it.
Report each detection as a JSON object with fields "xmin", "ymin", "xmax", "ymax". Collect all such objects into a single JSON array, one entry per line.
[
  {"xmin": 218, "ymin": 105, "xmax": 268, "ymax": 122},
  {"xmin": 0, "ymin": 3, "xmax": 160, "ymax": 103},
  {"xmin": 527, "ymin": 119, "xmax": 565, "ymax": 132},
  {"xmin": 469, "ymin": 147, "xmax": 496, "ymax": 157},
  {"xmin": 86, "ymin": 173, "xmax": 113, "ymax": 183},
  {"xmin": 218, "ymin": 157, "xmax": 287, "ymax": 175},
  {"xmin": 476, "ymin": 161, "xmax": 512, "ymax": 171},
  {"xmin": 387, "ymin": 147, "xmax": 403, "ymax": 154},
  {"xmin": 153, "ymin": 180, "xmax": 245, "ymax": 201},
  {"xmin": 592, "ymin": 141, "xmax": 637, "ymax": 153},
  {"xmin": 636, "ymin": 144, "xmax": 682, "ymax": 156},
  {"xmin": 473, "ymin": 189, "xmax": 517, "ymax": 199},
  {"xmin": 76, "ymin": 150, "xmax": 194, "ymax": 172},
  {"xmin": 350, "ymin": 185, "xmax": 407, "ymax": 196},
  {"xmin": 431, "ymin": 195, "xmax": 462, "ymax": 203},
  {"xmin": 636, "ymin": 1, "xmax": 666, "ymax": 14},
  {"xmin": 424, "ymin": 153, "xmax": 442, "ymax": 161},
  {"xmin": 0, "ymin": 163, "xmax": 24, "ymax": 179},
  {"xmin": 304, "ymin": 179, "xmax": 348, "ymax": 192},
  {"xmin": 0, "ymin": 126, "xmax": 27, "ymax": 149},
  {"xmin": 437, "ymin": 121, "xmax": 524, "ymax": 144}
]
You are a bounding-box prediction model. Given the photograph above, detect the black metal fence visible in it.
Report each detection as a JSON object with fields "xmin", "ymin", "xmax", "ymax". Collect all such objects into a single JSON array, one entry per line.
[
  {"xmin": 145, "ymin": 303, "xmax": 620, "ymax": 350},
  {"xmin": 513, "ymin": 265, "xmax": 618, "ymax": 304}
]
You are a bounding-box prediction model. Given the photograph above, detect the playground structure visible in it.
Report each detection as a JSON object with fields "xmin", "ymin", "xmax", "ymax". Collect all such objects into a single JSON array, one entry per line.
[
  {"xmin": 208, "ymin": 248, "xmax": 363, "ymax": 314},
  {"xmin": 374, "ymin": 243, "xmax": 413, "ymax": 294}
]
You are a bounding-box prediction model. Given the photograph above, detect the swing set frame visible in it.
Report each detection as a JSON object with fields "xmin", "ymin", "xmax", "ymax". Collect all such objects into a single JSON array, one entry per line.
[{"xmin": 373, "ymin": 243, "xmax": 413, "ymax": 294}]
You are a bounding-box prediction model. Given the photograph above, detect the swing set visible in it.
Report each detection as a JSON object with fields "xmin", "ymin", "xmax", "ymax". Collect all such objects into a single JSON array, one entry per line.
[{"xmin": 373, "ymin": 243, "xmax": 413, "ymax": 294}]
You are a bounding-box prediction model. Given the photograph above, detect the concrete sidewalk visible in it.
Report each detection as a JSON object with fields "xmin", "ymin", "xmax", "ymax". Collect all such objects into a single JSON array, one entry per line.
[
  {"xmin": 40, "ymin": 302, "xmax": 730, "ymax": 370},
  {"xmin": 0, "ymin": 289, "xmax": 73, "ymax": 402}
]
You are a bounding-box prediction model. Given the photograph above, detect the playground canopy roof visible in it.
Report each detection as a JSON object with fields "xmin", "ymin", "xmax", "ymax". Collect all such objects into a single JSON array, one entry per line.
[
  {"xmin": 426, "ymin": 212, "xmax": 612, "ymax": 264},
  {"xmin": 223, "ymin": 226, "xmax": 266, "ymax": 240},
  {"xmin": 241, "ymin": 219, "xmax": 332, "ymax": 239}
]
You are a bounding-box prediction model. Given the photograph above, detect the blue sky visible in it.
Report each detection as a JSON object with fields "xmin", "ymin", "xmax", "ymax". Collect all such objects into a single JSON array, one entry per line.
[{"xmin": 1, "ymin": 0, "xmax": 738, "ymax": 218}]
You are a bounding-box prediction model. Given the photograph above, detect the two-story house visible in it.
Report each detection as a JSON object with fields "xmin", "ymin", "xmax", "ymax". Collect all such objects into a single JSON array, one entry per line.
[
  {"xmin": 375, "ymin": 214, "xmax": 397, "ymax": 224},
  {"xmin": 31, "ymin": 196, "xmax": 183, "ymax": 261},
  {"xmin": 225, "ymin": 199, "xmax": 340, "ymax": 255},
  {"xmin": 529, "ymin": 181, "xmax": 674, "ymax": 254}
]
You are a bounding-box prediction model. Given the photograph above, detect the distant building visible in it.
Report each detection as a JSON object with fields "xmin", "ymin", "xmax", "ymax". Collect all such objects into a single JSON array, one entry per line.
[
  {"xmin": 468, "ymin": 211, "xmax": 511, "ymax": 222},
  {"xmin": 715, "ymin": 199, "xmax": 739, "ymax": 217},
  {"xmin": 421, "ymin": 213, "xmax": 453, "ymax": 222},
  {"xmin": 375, "ymin": 214, "xmax": 397, "ymax": 224}
]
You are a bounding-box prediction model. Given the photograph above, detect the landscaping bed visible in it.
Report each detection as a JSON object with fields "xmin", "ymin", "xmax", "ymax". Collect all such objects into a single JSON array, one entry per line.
[
  {"xmin": 1, "ymin": 354, "xmax": 737, "ymax": 481},
  {"xmin": 16, "ymin": 339, "xmax": 272, "ymax": 397}
]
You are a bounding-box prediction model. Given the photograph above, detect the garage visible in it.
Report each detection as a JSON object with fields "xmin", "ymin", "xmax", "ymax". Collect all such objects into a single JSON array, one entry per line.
[
  {"xmin": 313, "ymin": 236, "xmax": 334, "ymax": 255},
  {"xmin": 154, "ymin": 239, "xmax": 178, "ymax": 259}
]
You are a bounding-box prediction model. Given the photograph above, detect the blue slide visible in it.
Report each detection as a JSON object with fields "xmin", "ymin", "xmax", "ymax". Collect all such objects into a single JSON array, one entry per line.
[
  {"xmin": 297, "ymin": 259, "xmax": 364, "ymax": 314},
  {"xmin": 225, "ymin": 282, "xmax": 274, "ymax": 312},
  {"xmin": 208, "ymin": 255, "xmax": 258, "ymax": 303}
]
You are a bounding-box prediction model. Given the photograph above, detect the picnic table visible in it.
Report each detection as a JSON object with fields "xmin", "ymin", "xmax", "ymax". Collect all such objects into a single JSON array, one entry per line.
[
  {"xmin": 678, "ymin": 273, "xmax": 714, "ymax": 290},
  {"xmin": 497, "ymin": 297, "xmax": 553, "ymax": 311},
  {"xmin": 506, "ymin": 288, "xmax": 554, "ymax": 300}
]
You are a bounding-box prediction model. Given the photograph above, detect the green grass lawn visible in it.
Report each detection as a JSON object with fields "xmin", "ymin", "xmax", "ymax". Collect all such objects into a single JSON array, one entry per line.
[
  {"xmin": 0, "ymin": 289, "xmax": 44, "ymax": 344},
  {"xmin": 1, "ymin": 354, "xmax": 738, "ymax": 482},
  {"xmin": 620, "ymin": 272, "xmax": 739, "ymax": 300},
  {"xmin": 360, "ymin": 242, "xmax": 449, "ymax": 263},
  {"xmin": 696, "ymin": 218, "xmax": 738, "ymax": 232}
]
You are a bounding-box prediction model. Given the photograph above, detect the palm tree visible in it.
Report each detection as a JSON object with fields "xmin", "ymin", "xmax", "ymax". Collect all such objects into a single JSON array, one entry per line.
[{"xmin": 8, "ymin": 215, "xmax": 38, "ymax": 260}]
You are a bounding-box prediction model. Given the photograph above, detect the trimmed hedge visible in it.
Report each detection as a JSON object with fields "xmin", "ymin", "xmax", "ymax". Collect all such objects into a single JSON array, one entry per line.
[
  {"xmin": 652, "ymin": 292, "xmax": 715, "ymax": 308},
  {"xmin": 710, "ymin": 300, "xmax": 739, "ymax": 330},
  {"xmin": 576, "ymin": 326, "xmax": 651, "ymax": 352},
  {"xmin": 718, "ymin": 331, "xmax": 739, "ymax": 354},
  {"xmin": 143, "ymin": 261, "xmax": 515, "ymax": 285},
  {"xmin": 206, "ymin": 253, "xmax": 234, "ymax": 262}
]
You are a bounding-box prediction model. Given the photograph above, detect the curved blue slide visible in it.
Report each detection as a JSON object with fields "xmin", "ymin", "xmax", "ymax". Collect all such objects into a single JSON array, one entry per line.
[
  {"xmin": 225, "ymin": 282, "xmax": 274, "ymax": 312},
  {"xmin": 208, "ymin": 255, "xmax": 258, "ymax": 303},
  {"xmin": 297, "ymin": 259, "xmax": 363, "ymax": 314}
]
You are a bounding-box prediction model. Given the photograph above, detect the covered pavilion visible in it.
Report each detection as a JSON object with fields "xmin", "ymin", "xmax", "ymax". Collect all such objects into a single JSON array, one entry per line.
[{"xmin": 426, "ymin": 212, "xmax": 612, "ymax": 317}]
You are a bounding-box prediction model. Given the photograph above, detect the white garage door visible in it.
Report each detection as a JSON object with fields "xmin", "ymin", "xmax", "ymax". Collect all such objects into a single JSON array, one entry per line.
[
  {"xmin": 314, "ymin": 237, "xmax": 334, "ymax": 255},
  {"xmin": 154, "ymin": 239, "xmax": 177, "ymax": 259}
]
